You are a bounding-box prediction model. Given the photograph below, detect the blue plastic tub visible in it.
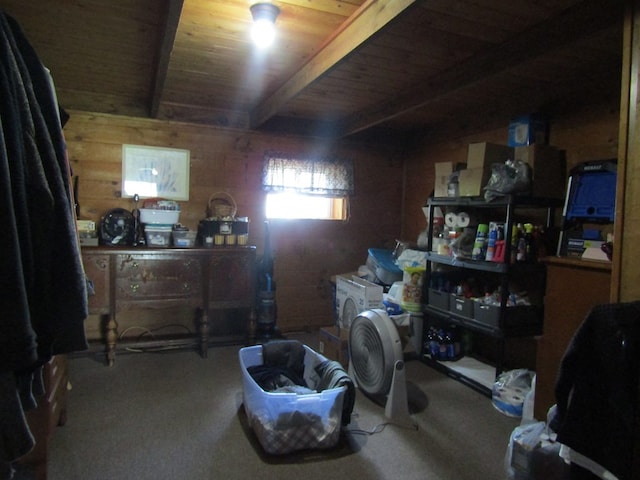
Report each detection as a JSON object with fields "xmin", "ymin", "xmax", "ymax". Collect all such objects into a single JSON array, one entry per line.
[{"xmin": 239, "ymin": 345, "xmax": 346, "ymax": 455}]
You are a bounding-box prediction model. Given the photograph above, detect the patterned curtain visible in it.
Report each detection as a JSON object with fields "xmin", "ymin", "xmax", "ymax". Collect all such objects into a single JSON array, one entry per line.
[{"xmin": 261, "ymin": 151, "xmax": 355, "ymax": 196}]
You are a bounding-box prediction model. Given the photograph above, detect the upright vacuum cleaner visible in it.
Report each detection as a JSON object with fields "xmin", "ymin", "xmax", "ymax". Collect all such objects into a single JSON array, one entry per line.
[{"xmin": 255, "ymin": 220, "xmax": 283, "ymax": 342}]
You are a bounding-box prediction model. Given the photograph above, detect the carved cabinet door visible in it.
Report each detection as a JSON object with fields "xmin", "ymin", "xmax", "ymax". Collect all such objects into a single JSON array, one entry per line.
[{"xmin": 209, "ymin": 250, "xmax": 255, "ymax": 307}]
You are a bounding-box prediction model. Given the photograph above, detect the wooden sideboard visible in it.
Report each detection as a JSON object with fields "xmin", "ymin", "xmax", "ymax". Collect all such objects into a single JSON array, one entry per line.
[
  {"xmin": 81, "ymin": 246, "xmax": 257, "ymax": 365},
  {"xmin": 534, "ymin": 256, "xmax": 612, "ymax": 420}
]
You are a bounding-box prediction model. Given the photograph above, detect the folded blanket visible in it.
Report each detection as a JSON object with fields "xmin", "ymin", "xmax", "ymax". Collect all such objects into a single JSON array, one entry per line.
[{"xmin": 315, "ymin": 360, "xmax": 355, "ymax": 425}]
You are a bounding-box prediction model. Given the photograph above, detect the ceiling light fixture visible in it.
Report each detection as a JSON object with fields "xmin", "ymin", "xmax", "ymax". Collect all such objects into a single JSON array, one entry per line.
[{"xmin": 250, "ymin": 3, "xmax": 280, "ymax": 49}]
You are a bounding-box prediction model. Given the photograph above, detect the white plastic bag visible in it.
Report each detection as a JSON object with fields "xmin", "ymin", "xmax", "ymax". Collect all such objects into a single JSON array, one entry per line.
[{"xmin": 505, "ymin": 421, "xmax": 546, "ymax": 479}]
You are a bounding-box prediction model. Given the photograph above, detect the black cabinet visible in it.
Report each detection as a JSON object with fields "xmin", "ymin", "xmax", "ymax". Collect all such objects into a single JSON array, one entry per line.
[{"xmin": 421, "ymin": 195, "xmax": 561, "ymax": 396}]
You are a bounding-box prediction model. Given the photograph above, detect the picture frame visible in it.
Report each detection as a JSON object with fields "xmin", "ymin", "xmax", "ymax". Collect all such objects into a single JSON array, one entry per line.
[{"xmin": 122, "ymin": 144, "xmax": 190, "ymax": 200}]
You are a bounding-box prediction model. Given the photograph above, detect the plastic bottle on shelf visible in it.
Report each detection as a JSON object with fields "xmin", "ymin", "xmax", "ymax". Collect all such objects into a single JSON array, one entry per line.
[
  {"xmin": 524, "ymin": 223, "xmax": 535, "ymax": 262},
  {"xmin": 511, "ymin": 224, "xmax": 520, "ymax": 263},
  {"xmin": 471, "ymin": 223, "xmax": 489, "ymax": 260},
  {"xmin": 444, "ymin": 330, "xmax": 456, "ymax": 360},
  {"xmin": 437, "ymin": 329, "xmax": 448, "ymax": 361},
  {"xmin": 426, "ymin": 327, "xmax": 440, "ymax": 359},
  {"xmin": 493, "ymin": 224, "xmax": 506, "ymax": 263},
  {"xmin": 431, "ymin": 207, "xmax": 445, "ymax": 253},
  {"xmin": 485, "ymin": 223, "xmax": 498, "ymax": 261},
  {"xmin": 516, "ymin": 223, "xmax": 527, "ymax": 263}
]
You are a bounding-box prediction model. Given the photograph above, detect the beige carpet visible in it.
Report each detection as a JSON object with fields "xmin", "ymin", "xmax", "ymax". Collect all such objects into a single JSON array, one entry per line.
[{"xmin": 17, "ymin": 331, "xmax": 521, "ymax": 480}]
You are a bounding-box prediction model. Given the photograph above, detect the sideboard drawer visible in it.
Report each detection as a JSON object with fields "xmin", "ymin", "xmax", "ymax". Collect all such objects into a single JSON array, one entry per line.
[
  {"xmin": 115, "ymin": 254, "xmax": 202, "ymax": 302},
  {"xmin": 82, "ymin": 254, "xmax": 110, "ymax": 313}
]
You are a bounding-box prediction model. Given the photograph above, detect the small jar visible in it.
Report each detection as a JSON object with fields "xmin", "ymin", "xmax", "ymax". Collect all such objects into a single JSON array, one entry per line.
[{"xmin": 237, "ymin": 233, "xmax": 249, "ymax": 245}]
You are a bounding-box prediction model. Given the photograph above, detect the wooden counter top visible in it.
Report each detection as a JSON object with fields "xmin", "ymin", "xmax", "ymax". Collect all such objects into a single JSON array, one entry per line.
[{"xmin": 542, "ymin": 255, "xmax": 612, "ymax": 271}]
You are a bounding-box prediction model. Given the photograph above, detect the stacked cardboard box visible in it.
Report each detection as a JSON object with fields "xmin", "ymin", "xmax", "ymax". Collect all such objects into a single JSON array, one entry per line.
[
  {"xmin": 318, "ymin": 326, "xmax": 350, "ymax": 368},
  {"xmin": 459, "ymin": 142, "xmax": 513, "ymax": 197},
  {"xmin": 434, "ymin": 161, "xmax": 453, "ymax": 197},
  {"xmin": 513, "ymin": 144, "xmax": 566, "ymax": 199},
  {"xmin": 334, "ymin": 274, "xmax": 383, "ymax": 329}
]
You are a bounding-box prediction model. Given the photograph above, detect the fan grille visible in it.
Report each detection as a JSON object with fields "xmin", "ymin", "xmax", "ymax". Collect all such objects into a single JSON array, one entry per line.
[{"xmin": 349, "ymin": 309, "xmax": 401, "ymax": 396}]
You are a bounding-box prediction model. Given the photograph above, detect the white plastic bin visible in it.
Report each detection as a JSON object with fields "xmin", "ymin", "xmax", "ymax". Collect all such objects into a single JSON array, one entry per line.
[{"xmin": 239, "ymin": 344, "xmax": 346, "ymax": 455}]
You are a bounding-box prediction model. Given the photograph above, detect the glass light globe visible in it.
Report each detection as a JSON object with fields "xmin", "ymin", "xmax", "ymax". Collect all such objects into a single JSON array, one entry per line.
[{"xmin": 252, "ymin": 19, "xmax": 275, "ymax": 48}]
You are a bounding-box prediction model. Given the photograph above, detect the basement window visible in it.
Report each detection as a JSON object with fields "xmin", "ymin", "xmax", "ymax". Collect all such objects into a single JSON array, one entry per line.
[
  {"xmin": 262, "ymin": 152, "xmax": 354, "ymax": 220},
  {"xmin": 266, "ymin": 192, "xmax": 346, "ymax": 219}
]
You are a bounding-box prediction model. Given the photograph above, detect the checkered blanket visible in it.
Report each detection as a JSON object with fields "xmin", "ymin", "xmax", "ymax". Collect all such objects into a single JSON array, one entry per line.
[{"xmin": 249, "ymin": 409, "xmax": 341, "ymax": 455}]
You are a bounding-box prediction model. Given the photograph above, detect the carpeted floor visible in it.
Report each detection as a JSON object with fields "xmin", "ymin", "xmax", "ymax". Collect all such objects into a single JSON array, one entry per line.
[{"xmin": 15, "ymin": 332, "xmax": 521, "ymax": 480}]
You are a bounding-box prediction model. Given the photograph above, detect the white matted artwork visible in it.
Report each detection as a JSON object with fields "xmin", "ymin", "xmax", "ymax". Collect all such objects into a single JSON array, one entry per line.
[{"xmin": 122, "ymin": 144, "xmax": 190, "ymax": 200}]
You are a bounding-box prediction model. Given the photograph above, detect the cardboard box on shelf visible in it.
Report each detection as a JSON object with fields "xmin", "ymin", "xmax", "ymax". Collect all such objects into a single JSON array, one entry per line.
[
  {"xmin": 335, "ymin": 274, "xmax": 383, "ymax": 329},
  {"xmin": 467, "ymin": 142, "xmax": 514, "ymax": 170},
  {"xmin": 514, "ymin": 144, "xmax": 566, "ymax": 199},
  {"xmin": 458, "ymin": 168, "xmax": 485, "ymax": 197},
  {"xmin": 434, "ymin": 161, "xmax": 453, "ymax": 197},
  {"xmin": 460, "ymin": 142, "xmax": 514, "ymax": 196},
  {"xmin": 318, "ymin": 326, "xmax": 350, "ymax": 368}
]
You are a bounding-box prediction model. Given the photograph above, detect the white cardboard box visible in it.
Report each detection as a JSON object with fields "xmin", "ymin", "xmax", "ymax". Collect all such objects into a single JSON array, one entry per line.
[{"xmin": 335, "ymin": 274, "xmax": 383, "ymax": 329}]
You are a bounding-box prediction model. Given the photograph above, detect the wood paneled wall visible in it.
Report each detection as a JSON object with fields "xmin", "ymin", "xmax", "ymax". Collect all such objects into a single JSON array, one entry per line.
[
  {"xmin": 67, "ymin": 98, "xmax": 620, "ymax": 341},
  {"xmin": 66, "ymin": 111, "xmax": 403, "ymax": 336}
]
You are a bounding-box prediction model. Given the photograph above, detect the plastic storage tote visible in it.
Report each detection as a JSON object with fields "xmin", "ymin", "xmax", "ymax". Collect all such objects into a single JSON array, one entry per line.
[{"xmin": 239, "ymin": 344, "xmax": 346, "ymax": 455}]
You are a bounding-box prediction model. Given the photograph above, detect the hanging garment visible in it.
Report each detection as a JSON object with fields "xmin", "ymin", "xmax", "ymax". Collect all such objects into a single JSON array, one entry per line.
[
  {"xmin": 0, "ymin": 10, "xmax": 88, "ymax": 473},
  {"xmin": 551, "ymin": 301, "xmax": 640, "ymax": 480}
]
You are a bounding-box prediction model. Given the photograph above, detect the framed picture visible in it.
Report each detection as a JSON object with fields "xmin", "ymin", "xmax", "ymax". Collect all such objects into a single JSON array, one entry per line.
[{"xmin": 122, "ymin": 144, "xmax": 190, "ymax": 200}]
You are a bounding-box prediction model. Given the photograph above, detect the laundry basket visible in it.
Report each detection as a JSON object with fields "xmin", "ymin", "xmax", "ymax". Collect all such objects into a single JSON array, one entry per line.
[{"xmin": 239, "ymin": 344, "xmax": 346, "ymax": 455}]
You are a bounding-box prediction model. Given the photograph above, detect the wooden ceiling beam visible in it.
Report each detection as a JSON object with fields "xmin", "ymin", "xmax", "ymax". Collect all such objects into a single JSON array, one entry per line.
[
  {"xmin": 150, "ymin": 0, "xmax": 184, "ymax": 118},
  {"xmin": 337, "ymin": 0, "xmax": 624, "ymax": 138},
  {"xmin": 249, "ymin": 0, "xmax": 417, "ymax": 129}
]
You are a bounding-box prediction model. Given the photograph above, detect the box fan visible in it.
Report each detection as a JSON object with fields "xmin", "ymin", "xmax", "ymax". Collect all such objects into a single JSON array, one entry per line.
[
  {"xmin": 348, "ymin": 309, "xmax": 417, "ymax": 428},
  {"xmin": 100, "ymin": 208, "xmax": 135, "ymax": 246}
]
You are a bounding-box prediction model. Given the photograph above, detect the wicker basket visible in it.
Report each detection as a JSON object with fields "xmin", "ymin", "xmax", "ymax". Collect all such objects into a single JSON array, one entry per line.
[{"xmin": 207, "ymin": 192, "xmax": 237, "ymax": 218}]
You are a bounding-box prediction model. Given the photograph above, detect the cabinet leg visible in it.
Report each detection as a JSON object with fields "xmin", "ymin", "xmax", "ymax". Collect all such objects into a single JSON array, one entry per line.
[
  {"xmin": 105, "ymin": 316, "xmax": 118, "ymax": 367},
  {"xmin": 199, "ymin": 311, "xmax": 209, "ymax": 358},
  {"xmin": 58, "ymin": 407, "xmax": 68, "ymax": 427}
]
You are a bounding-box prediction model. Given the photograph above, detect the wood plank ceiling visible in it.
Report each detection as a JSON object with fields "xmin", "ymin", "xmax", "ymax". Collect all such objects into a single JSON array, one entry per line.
[{"xmin": 1, "ymin": 0, "xmax": 624, "ymax": 145}]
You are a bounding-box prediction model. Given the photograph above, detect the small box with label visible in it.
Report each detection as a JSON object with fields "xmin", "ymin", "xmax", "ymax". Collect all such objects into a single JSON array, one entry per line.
[{"xmin": 508, "ymin": 115, "xmax": 548, "ymax": 147}]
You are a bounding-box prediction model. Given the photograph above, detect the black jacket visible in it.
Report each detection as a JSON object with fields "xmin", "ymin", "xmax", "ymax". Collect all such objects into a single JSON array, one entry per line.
[{"xmin": 551, "ymin": 301, "xmax": 640, "ymax": 480}]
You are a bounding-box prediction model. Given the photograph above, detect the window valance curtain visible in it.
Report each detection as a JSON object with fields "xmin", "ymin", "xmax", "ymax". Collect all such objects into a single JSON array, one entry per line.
[{"xmin": 261, "ymin": 151, "xmax": 355, "ymax": 196}]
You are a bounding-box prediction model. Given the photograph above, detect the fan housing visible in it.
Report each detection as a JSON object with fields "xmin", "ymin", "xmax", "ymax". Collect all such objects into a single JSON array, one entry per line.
[{"xmin": 349, "ymin": 308, "xmax": 416, "ymax": 428}]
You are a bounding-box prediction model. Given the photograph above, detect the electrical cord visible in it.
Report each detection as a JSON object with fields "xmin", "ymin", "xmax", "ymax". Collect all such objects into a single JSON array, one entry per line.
[
  {"xmin": 344, "ymin": 412, "xmax": 419, "ymax": 436},
  {"xmin": 118, "ymin": 325, "xmax": 154, "ymax": 339},
  {"xmin": 118, "ymin": 324, "xmax": 195, "ymax": 353}
]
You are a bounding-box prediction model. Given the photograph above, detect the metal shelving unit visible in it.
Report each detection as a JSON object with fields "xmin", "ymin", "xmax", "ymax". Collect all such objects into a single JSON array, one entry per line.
[{"xmin": 421, "ymin": 195, "xmax": 561, "ymax": 396}]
